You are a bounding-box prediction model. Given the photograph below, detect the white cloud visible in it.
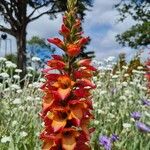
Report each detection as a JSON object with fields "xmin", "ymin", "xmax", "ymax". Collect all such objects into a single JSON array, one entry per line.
[
  {"xmin": 83, "ymin": 0, "xmax": 138, "ymax": 60},
  {"xmin": 27, "ymin": 14, "xmax": 62, "ymax": 39}
]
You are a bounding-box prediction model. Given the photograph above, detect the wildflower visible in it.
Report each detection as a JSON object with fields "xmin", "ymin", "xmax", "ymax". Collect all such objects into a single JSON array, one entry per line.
[
  {"xmin": 13, "ymin": 75, "xmax": 20, "ymax": 79},
  {"xmin": 20, "ymin": 131, "xmax": 28, "ymax": 137},
  {"xmin": 0, "ymin": 72, "xmax": 9, "ymax": 78},
  {"xmin": 136, "ymin": 122, "xmax": 150, "ymax": 133},
  {"xmin": 122, "ymin": 66, "xmax": 128, "ymax": 70},
  {"xmin": 94, "ymin": 120, "xmax": 100, "ymax": 125},
  {"xmin": 137, "ymin": 66, "xmax": 143, "ymax": 70},
  {"xmin": 4, "ymin": 88, "xmax": 10, "ymax": 92},
  {"xmin": 123, "ymin": 123, "xmax": 131, "ymax": 128},
  {"xmin": 32, "ymin": 82, "xmax": 42, "ymax": 88},
  {"xmin": 108, "ymin": 113, "xmax": 115, "ymax": 119},
  {"xmin": 11, "ymin": 84, "xmax": 20, "ymax": 90},
  {"xmin": 131, "ymin": 112, "xmax": 141, "ymax": 120},
  {"xmin": 97, "ymin": 109, "xmax": 105, "ymax": 115},
  {"xmin": 116, "ymin": 71, "xmax": 121, "ymax": 74},
  {"xmin": 112, "ymin": 75, "xmax": 118, "ymax": 79},
  {"xmin": 132, "ymin": 69, "xmax": 138, "ymax": 73},
  {"xmin": 1, "ymin": 136, "xmax": 11, "ymax": 143},
  {"xmin": 124, "ymin": 73, "xmax": 129, "ymax": 77},
  {"xmin": 27, "ymin": 66, "xmax": 34, "ymax": 71},
  {"xmin": 27, "ymin": 96, "xmax": 33, "ymax": 101},
  {"xmin": 13, "ymin": 98, "xmax": 21, "ymax": 104},
  {"xmin": 140, "ymin": 86, "xmax": 147, "ymax": 91},
  {"xmin": 99, "ymin": 135, "xmax": 111, "ymax": 150},
  {"xmin": 122, "ymin": 82, "xmax": 128, "ymax": 87},
  {"xmin": 35, "ymin": 97, "xmax": 41, "ymax": 101},
  {"xmin": 5, "ymin": 61, "xmax": 17, "ymax": 68},
  {"xmin": 26, "ymin": 73, "xmax": 33, "ymax": 77},
  {"xmin": 110, "ymin": 102, "xmax": 115, "ymax": 106},
  {"xmin": 119, "ymin": 96, "xmax": 127, "ymax": 100},
  {"xmin": 142, "ymin": 99, "xmax": 150, "ymax": 106},
  {"xmin": 39, "ymin": 78, "xmax": 46, "ymax": 82},
  {"xmin": 15, "ymin": 69, "xmax": 22, "ymax": 73},
  {"xmin": 111, "ymin": 134, "xmax": 119, "ymax": 142},
  {"xmin": 0, "ymin": 57, "xmax": 7, "ymax": 62},
  {"xmin": 12, "ymin": 120, "xmax": 18, "ymax": 126}
]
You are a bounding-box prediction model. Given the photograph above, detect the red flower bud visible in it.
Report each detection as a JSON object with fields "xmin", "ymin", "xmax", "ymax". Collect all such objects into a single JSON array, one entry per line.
[
  {"xmin": 47, "ymin": 38, "xmax": 64, "ymax": 49},
  {"xmin": 60, "ymin": 24, "xmax": 70, "ymax": 37},
  {"xmin": 78, "ymin": 37, "xmax": 90, "ymax": 46}
]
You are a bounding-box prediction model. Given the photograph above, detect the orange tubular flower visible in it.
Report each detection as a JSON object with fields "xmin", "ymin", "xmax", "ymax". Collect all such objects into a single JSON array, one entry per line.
[
  {"xmin": 61, "ymin": 128, "xmax": 80, "ymax": 150},
  {"xmin": 40, "ymin": 0, "xmax": 96, "ymax": 149},
  {"xmin": 52, "ymin": 75, "xmax": 75, "ymax": 100},
  {"xmin": 67, "ymin": 44, "xmax": 81, "ymax": 57},
  {"xmin": 46, "ymin": 110, "xmax": 69, "ymax": 132},
  {"xmin": 47, "ymin": 59, "xmax": 66, "ymax": 70}
]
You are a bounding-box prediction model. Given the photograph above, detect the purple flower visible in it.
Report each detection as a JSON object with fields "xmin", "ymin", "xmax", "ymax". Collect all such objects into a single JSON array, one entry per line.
[
  {"xmin": 131, "ymin": 112, "xmax": 141, "ymax": 120},
  {"xmin": 136, "ymin": 122, "xmax": 150, "ymax": 133},
  {"xmin": 111, "ymin": 134, "xmax": 119, "ymax": 142},
  {"xmin": 142, "ymin": 99, "xmax": 150, "ymax": 106},
  {"xmin": 99, "ymin": 135, "xmax": 112, "ymax": 150}
]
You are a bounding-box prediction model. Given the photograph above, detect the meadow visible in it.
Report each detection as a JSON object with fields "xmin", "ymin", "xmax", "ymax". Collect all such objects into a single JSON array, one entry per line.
[{"xmin": 0, "ymin": 56, "xmax": 150, "ymax": 150}]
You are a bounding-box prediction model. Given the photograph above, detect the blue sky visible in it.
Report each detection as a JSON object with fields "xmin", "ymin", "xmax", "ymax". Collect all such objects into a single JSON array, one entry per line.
[{"xmin": 0, "ymin": 0, "xmax": 148, "ymax": 60}]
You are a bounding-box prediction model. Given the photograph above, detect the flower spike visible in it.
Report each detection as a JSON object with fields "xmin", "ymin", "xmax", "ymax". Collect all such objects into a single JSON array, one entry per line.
[{"xmin": 40, "ymin": 0, "xmax": 96, "ymax": 149}]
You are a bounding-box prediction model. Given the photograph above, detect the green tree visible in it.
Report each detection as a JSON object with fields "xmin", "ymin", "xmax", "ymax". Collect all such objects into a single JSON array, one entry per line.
[
  {"xmin": 0, "ymin": 0, "xmax": 93, "ymax": 79},
  {"xmin": 27, "ymin": 36, "xmax": 55, "ymax": 68},
  {"xmin": 27, "ymin": 36, "xmax": 55, "ymax": 52},
  {"xmin": 115, "ymin": 0, "xmax": 150, "ymax": 48}
]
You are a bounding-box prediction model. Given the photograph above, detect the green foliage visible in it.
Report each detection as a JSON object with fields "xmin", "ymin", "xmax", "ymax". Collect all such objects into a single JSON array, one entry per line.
[
  {"xmin": 27, "ymin": 36, "xmax": 55, "ymax": 53},
  {"xmin": 115, "ymin": 0, "xmax": 150, "ymax": 48},
  {"xmin": 116, "ymin": 22, "xmax": 150, "ymax": 48},
  {"xmin": 5, "ymin": 54, "xmax": 17, "ymax": 64},
  {"xmin": 27, "ymin": 36, "xmax": 47, "ymax": 47}
]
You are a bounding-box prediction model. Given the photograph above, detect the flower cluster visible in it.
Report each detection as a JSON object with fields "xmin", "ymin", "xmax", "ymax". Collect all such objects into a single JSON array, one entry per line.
[
  {"xmin": 91, "ymin": 58, "xmax": 150, "ymax": 149},
  {"xmin": 0, "ymin": 58, "xmax": 43, "ymax": 149},
  {"xmin": 40, "ymin": 1, "xmax": 96, "ymax": 150},
  {"xmin": 99, "ymin": 134, "xmax": 119, "ymax": 150}
]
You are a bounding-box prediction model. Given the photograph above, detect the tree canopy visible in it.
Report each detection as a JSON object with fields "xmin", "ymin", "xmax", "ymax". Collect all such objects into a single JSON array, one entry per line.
[
  {"xmin": 0, "ymin": 0, "xmax": 93, "ymax": 36},
  {"xmin": 115, "ymin": 0, "xmax": 150, "ymax": 48}
]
